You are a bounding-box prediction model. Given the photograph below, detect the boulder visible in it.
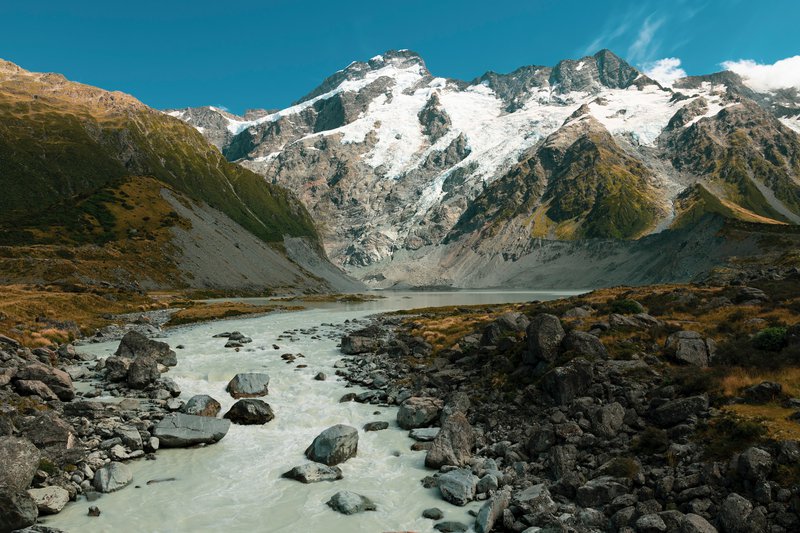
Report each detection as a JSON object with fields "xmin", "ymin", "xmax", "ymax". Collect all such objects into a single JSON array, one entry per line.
[
  {"xmin": 18, "ymin": 412, "xmax": 76, "ymax": 451},
  {"xmin": 423, "ymin": 508, "xmax": 444, "ymax": 520},
  {"xmin": 127, "ymin": 355, "xmax": 160, "ymax": 389},
  {"xmin": 440, "ymin": 391, "xmax": 471, "ymax": 423},
  {"xmin": 410, "ymin": 428, "xmax": 440, "ymax": 441},
  {"xmin": 182, "ymin": 394, "xmax": 222, "ymax": 417},
  {"xmin": 719, "ymin": 493, "xmax": 764, "ymax": 533},
  {"xmin": 513, "ymin": 483, "xmax": 557, "ymax": 515},
  {"xmin": 13, "ymin": 380, "xmax": 58, "ymax": 401},
  {"xmin": 340, "ymin": 335, "xmax": 378, "ymax": 355},
  {"xmin": 434, "ymin": 522, "xmax": 468, "ymax": 532},
  {"xmin": 104, "ymin": 356, "xmax": 131, "ymax": 382},
  {"xmin": 475, "ymin": 489, "xmax": 511, "ymax": 533},
  {"xmin": 636, "ymin": 514, "xmax": 667, "ymax": 533},
  {"xmin": 305, "ymin": 424, "xmax": 358, "ymax": 466},
  {"xmin": 563, "ymin": 330, "xmax": 608, "ymax": 359},
  {"xmin": 438, "ymin": 468, "xmax": 477, "ymax": 506},
  {"xmin": 281, "ymin": 463, "xmax": 343, "ymax": 483},
  {"xmin": 496, "ymin": 311, "xmax": 531, "ymax": 333},
  {"xmin": 540, "ymin": 358, "xmax": 594, "ymax": 405},
  {"xmin": 665, "ymin": 331, "xmax": 713, "ymax": 367},
  {"xmin": 326, "ymin": 491, "xmax": 376, "ymax": 515},
  {"xmin": 525, "ymin": 314, "xmax": 565, "ymax": 364},
  {"xmin": 13, "ymin": 364, "xmax": 74, "ymax": 401},
  {"xmin": 397, "ymin": 397, "xmax": 443, "ymax": 429},
  {"xmin": 609, "ymin": 313, "xmax": 663, "ymax": 329},
  {"xmin": 734, "ymin": 287, "xmax": 768, "ymax": 304},
  {"xmin": 0, "ymin": 437, "xmax": 40, "ymax": 491},
  {"xmin": 115, "ymin": 331, "xmax": 177, "ymax": 367},
  {"xmin": 576, "ymin": 476, "xmax": 628, "ymax": 507},
  {"xmin": 743, "ymin": 382, "xmax": 783, "ymax": 404},
  {"xmin": 27, "ymin": 486, "xmax": 70, "ymax": 514},
  {"xmin": 0, "ymin": 487, "xmax": 38, "ymax": 531},
  {"xmin": 737, "ymin": 447, "xmax": 772, "ymax": 482},
  {"xmin": 590, "ymin": 402, "xmax": 625, "ymax": 437},
  {"xmin": 223, "ymin": 399, "xmax": 275, "ymax": 425},
  {"xmin": 115, "ymin": 425, "xmax": 143, "ymax": 450},
  {"xmin": 93, "ymin": 462, "xmax": 132, "ymax": 493},
  {"xmin": 682, "ymin": 513, "xmax": 718, "ymax": 533},
  {"xmin": 153, "ymin": 413, "xmax": 231, "ymax": 447},
  {"xmin": 363, "ymin": 421, "xmax": 389, "ymax": 432},
  {"xmin": 650, "ymin": 396, "xmax": 709, "ymax": 427},
  {"xmin": 425, "ymin": 412, "xmax": 474, "ymax": 468},
  {"xmin": 226, "ymin": 373, "xmax": 270, "ymax": 398}
]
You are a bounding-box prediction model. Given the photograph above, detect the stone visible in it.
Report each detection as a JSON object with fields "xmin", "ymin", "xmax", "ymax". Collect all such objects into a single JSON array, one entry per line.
[
  {"xmin": 423, "ymin": 507, "xmax": 444, "ymax": 520},
  {"xmin": 440, "ymin": 391, "xmax": 471, "ymax": 423},
  {"xmin": 513, "ymin": 483, "xmax": 557, "ymax": 515},
  {"xmin": 681, "ymin": 513, "xmax": 718, "ymax": 533},
  {"xmin": 434, "ymin": 522, "xmax": 468, "ymax": 532},
  {"xmin": 475, "ymin": 489, "xmax": 511, "ymax": 533},
  {"xmin": 743, "ymin": 382, "xmax": 783, "ymax": 404},
  {"xmin": 737, "ymin": 447, "xmax": 772, "ymax": 482},
  {"xmin": 226, "ymin": 373, "xmax": 270, "ymax": 398},
  {"xmin": 476, "ymin": 474, "xmax": 498, "ymax": 494},
  {"xmin": 14, "ymin": 364, "xmax": 74, "ymax": 401},
  {"xmin": 281, "ymin": 463, "xmax": 343, "ymax": 483},
  {"xmin": 314, "ymin": 372, "xmax": 327, "ymax": 381},
  {"xmin": 665, "ymin": 331, "xmax": 712, "ymax": 367},
  {"xmin": 0, "ymin": 487, "xmax": 38, "ymax": 531},
  {"xmin": 0, "ymin": 437, "xmax": 40, "ymax": 491},
  {"xmin": 576, "ymin": 476, "xmax": 628, "ymax": 508},
  {"xmin": 734, "ymin": 287, "xmax": 768, "ymax": 304},
  {"xmin": 153, "ymin": 413, "xmax": 231, "ymax": 447},
  {"xmin": 115, "ymin": 331, "xmax": 177, "ymax": 367},
  {"xmin": 104, "ymin": 356, "xmax": 131, "ymax": 382},
  {"xmin": 340, "ymin": 335, "xmax": 378, "ymax": 355},
  {"xmin": 425, "ymin": 412, "xmax": 474, "ymax": 468},
  {"xmin": 540, "ymin": 358, "xmax": 594, "ymax": 405},
  {"xmin": 115, "ymin": 425, "xmax": 143, "ymax": 450},
  {"xmin": 397, "ymin": 397, "xmax": 443, "ymax": 429},
  {"xmin": 18, "ymin": 411, "xmax": 76, "ymax": 451},
  {"xmin": 590, "ymin": 402, "xmax": 625, "ymax": 437},
  {"xmin": 719, "ymin": 493, "xmax": 762, "ymax": 533},
  {"xmin": 93, "ymin": 462, "xmax": 132, "ymax": 493},
  {"xmin": 325, "ymin": 491, "xmax": 376, "ymax": 515},
  {"xmin": 223, "ymin": 399, "xmax": 275, "ymax": 425},
  {"xmin": 88, "ymin": 506, "xmax": 101, "ymax": 517},
  {"xmin": 127, "ymin": 356, "xmax": 160, "ymax": 389},
  {"xmin": 636, "ymin": 514, "xmax": 667, "ymax": 533},
  {"xmin": 562, "ymin": 330, "xmax": 608, "ymax": 359},
  {"xmin": 13, "ymin": 380, "xmax": 58, "ymax": 401},
  {"xmin": 650, "ymin": 396, "xmax": 709, "ymax": 427},
  {"xmin": 438, "ymin": 468, "xmax": 477, "ymax": 506},
  {"xmin": 525, "ymin": 314, "xmax": 565, "ymax": 364},
  {"xmin": 363, "ymin": 421, "xmax": 389, "ymax": 431},
  {"xmin": 27, "ymin": 486, "xmax": 70, "ymax": 514},
  {"xmin": 410, "ymin": 428, "xmax": 440, "ymax": 441},
  {"xmin": 182, "ymin": 394, "xmax": 222, "ymax": 417},
  {"xmin": 305, "ymin": 424, "xmax": 358, "ymax": 466}
]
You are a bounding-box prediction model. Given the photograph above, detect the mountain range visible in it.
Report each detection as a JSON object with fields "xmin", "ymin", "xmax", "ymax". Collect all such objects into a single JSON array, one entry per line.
[{"xmin": 168, "ymin": 49, "xmax": 800, "ymax": 288}]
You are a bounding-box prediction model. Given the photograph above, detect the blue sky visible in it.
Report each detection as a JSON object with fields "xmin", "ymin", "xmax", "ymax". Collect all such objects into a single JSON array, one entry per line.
[{"xmin": 1, "ymin": 0, "xmax": 798, "ymax": 114}]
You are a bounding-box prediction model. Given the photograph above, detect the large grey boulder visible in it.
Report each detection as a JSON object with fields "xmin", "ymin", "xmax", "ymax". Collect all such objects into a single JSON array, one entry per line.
[
  {"xmin": 513, "ymin": 483, "xmax": 557, "ymax": 515},
  {"xmin": 438, "ymin": 468, "xmax": 477, "ymax": 506},
  {"xmin": 114, "ymin": 425, "xmax": 143, "ymax": 450},
  {"xmin": 340, "ymin": 335, "xmax": 378, "ymax": 355},
  {"xmin": 226, "ymin": 373, "xmax": 270, "ymax": 398},
  {"xmin": 737, "ymin": 447, "xmax": 772, "ymax": 482},
  {"xmin": 27, "ymin": 486, "xmax": 70, "ymax": 515},
  {"xmin": 474, "ymin": 489, "xmax": 510, "ymax": 533},
  {"xmin": 682, "ymin": 513, "xmax": 718, "ymax": 533},
  {"xmin": 719, "ymin": 493, "xmax": 765, "ymax": 533},
  {"xmin": 13, "ymin": 364, "xmax": 74, "ymax": 401},
  {"xmin": 425, "ymin": 412, "xmax": 474, "ymax": 468},
  {"xmin": 115, "ymin": 331, "xmax": 177, "ymax": 367},
  {"xmin": 326, "ymin": 491, "xmax": 376, "ymax": 515},
  {"xmin": 590, "ymin": 402, "xmax": 625, "ymax": 437},
  {"xmin": 576, "ymin": 476, "xmax": 628, "ymax": 507},
  {"xmin": 13, "ymin": 380, "xmax": 58, "ymax": 401},
  {"xmin": 305, "ymin": 424, "xmax": 358, "ymax": 466},
  {"xmin": 563, "ymin": 330, "xmax": 608, "ymax": 359},
  {"xmin": 127, "ymin": 355, "xmax": 160, "ymax": 389},
  {"xmin": 282, "ymin": 463, "xmax": 343, "ymax": 483},
  {"xmin": 153, "ymin": 413, "xmax": 231, "ymax": 447},
  {"xmin": 540, "ymin": 358, "xmax": 594, "ymax": 405},
  {"xmin": 397, "ymin": 397, "xmax": 443, "ymax": 429},
  {"xmin": 0, "ymin": 437, "xmax": 40, "ymax": 491},
  {"xmin": 665, "ymin": 331, "xmax": 714, "ymax": 367},
  {"xmin": 525, "ymin": 314, "xmax": 565, "ymax": 364},
  {"xmin": 104, "ymin": 356, "xmax": 131, "ymax": 382},
  {"xmin": 182, "ymin": 394, "xmax": 222, "ymax": 417},
  {"xmin": 650, "ymin": 395, "xmax": 709, "ymax": 427},
  {"xmin": 93, "ymin": 462, "xmax": 132, "ymax": 493},
  {"xmin": 223, "ymin": 399, "xmax": 275, "ymax": 425},
  {"xmin": 18, "ymin": 412, "xmax": 76, "ymax": 452},
  {"xmin": 0, "ymin": 487, "xmax": 38, "ymax": 531}
]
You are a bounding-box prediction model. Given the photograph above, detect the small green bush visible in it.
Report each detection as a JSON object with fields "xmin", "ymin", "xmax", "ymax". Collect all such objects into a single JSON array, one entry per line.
[
  {"xmin": 753, "ymin": 327, "xmax": 788, "ymax": 352},
  {"xmin": 610, "ymin": 299, "xmax": 644, "ymax": 315}
]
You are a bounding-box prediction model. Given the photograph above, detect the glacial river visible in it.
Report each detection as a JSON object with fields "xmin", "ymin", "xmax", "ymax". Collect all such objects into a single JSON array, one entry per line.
[{"xmin": 48, "ymin": 290, "xmax": 581, "ymax": 533}]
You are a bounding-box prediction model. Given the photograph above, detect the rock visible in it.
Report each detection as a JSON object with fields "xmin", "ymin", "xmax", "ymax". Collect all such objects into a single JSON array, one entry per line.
[
  {"xmin": 93, "ymin": 462, "xmax": 132, "ymax": 493},
  {"xmin": 636, "ymin": 513, "xmax": 667, "ymax": 533},
  {"xmin": 325, "ymin": 491, "xmax": 376, "ymax": 515},
  {"xmin": 340, "ymin": 335, "xmax": 378, "ymax": 355},
  {"xmin": 115, "ymin": 331, "xmax": 176, "ymax": 367},
  {"xmin": 410, "ymin": 428, "xmax": 440, "ymax": 441},
  {"xmin": 513, "ymin": 483, "xmax": 557, "ymax": 515},
  {"xmin": 665, "ymin": 331, "xmax": 713, "ymax": 367},
  {"xmin": 18, "ymin": 411, "xmax": 76, "ymax": 451},
  {"xmin": 743, "ymin": 382, "xmax": 783, "ymax": 404},
  {"xmin": 562, "ymin": 330, "xmax": 608, "ymax": 359},
  {"xmin": 115, "ymin": 425, "xmax": 143, "ymax": 450},
  {"xmin": 438, "ymin": 468, "xmax": 477, "ymax": 506},
  {"xmin": 609, "ymin": 313, "xmax": 663, "ymax": 329},
  {"xmin": 476, "ymin": 474, "xmax": 498, "ymax": 494},
  {"xmin": 305, "ymin": 424, "xmax": 358, "ymax": 466},
  {"xmin": 223, "ymin": 399, "xmax": 275, "ymax": 425},
  {"xmin": 525, "ymin": 314, "xmax": 565, "ymax": 364},
  {"xmin": 576, "ymin": 476, "xmax": 628, "ymax": 507},
  {"xmin": 88, "ymin": 506, "xmax": 100, "ymax": 517},
  {"xmin": 650, "ymin": 396, "xmax": 709, "ymax": 427},
  {"xmin": 314, "ymin": 372, "xmax": 327, "ymax": 381},
  {"xmin": 227, "ymin": 331, "xmax": 252, "ymax": 343},
  {"xmin": 719, "ymin": 493, "xmax": 764, "ymax": 533},
  {"xmin": 440, "ymin": 391, "xmax": 471, "ymax": 422},
  {"xmin": 564, "ymin": 306, "xmax": 593, "ymax": 318},
  {"xmin": 475, "ymin": 489, "xmax": 511, "ymax": 533},
  {"xmin": 0, "ymin": 487, "xmax": 38, "ymax": 531},
  {"xmin": 397, "ymin": 397, "xmax": 443, "ymax": 429},
  {"xmin": 434, "ymin": 522, "xmax": 468, "ymax": 532},
  {"xmin": 497, "ymin": 312, "xmax": 530, "ymax": 332},
  {"xmin": 590, "ymin": 402, "xmax": 625, "ymax": 437},
  {"xmin": 104, "ymin": 356, "xmax": 131, "ymax": 382},
  {"xmin": 13, "ymin": 364, "xmax": 74, "ymax": 401},
  {"xmin": 282, "ymin": 463, "xmax": 343, "ymax": 483},
  {"xmin": 425, "ymin": 412, "xmax": 474, "ymax": 468},
  {"xmin": 0, "ymin": 334, "xmax": 21, "ymax": 349},
  {"xmin": 127, "ymin": 355, "xmax": 160, "ymax": 389},
  {"xmin": 734, "ymin": 287, "xmax": 768, "ymax": 304},
  {"xmin": 682, "ymin": 513, "xmax": 718, "ymax": 533},
  {"xmin": 363, "ymin": 421, "xmax": 389, "ymax": 431},
  {"xmin": 423, "ymin": 508, "xmax": 444, "ymax": 520},
  {"xmin": 27, "ymin": 486, "xmax": 69, "ymax": 515},
  {"xmin": 153, "ymin": 413, "xmax": 231, "ymax": 447},
  {"xmin": 0, "ymin": 437, "xmax": 40, "ymax": 491},
  {"xmin": 737, "ymin": 447, "xmax": 772, "ymax": 481},
  {"xmin": 540, "ymin": 358, "xmax": 594, "ymax": 405},
  {"xmin": 13, "ymin": 380, "xmax": 58, "ymax": 401},
  {"xmin": 182, "ymin": 394, "xmax": 222, "ymax": 417},
  {"xmin": 226, "ymin": 373, "xmax": 270, "ymax": 398}
]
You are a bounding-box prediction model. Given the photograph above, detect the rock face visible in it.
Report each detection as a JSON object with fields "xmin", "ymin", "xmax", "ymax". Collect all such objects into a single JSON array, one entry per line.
[
  {"xmin": 226, "ymin": 373, "xmax": 270, "ymax": 398},
  {"xmin": 282, "ymin": 463, "xmax": 343, "ymax": 483},
  {"xmin": 127, "ymin": 355, "xmax": 160, "ymax": 389},
  {"xmin": 0, "ymin": 437, "xmax": 40, "ymax": 491},
  {"xmin": 326, "ymin": 491, "xmax": 376, "ymax": 515},
  {"xmin": 665, "ymin": 330, "xmax": 714, "ymax": 367},
  {"xmin": 182, "ymin": 394, "xmax": 222, "ymax": 417},
  {"xmin": 115, "ymin": 331, "xmax": 177, "ymax": 367},
  {"xmin": 93, "ymin": 462, "xmax": 133, "ymax": 493},
  {"xmin": 305, "ymin": 424, "xmax": 359, "ymax": 466},
  {"xmin": 0, "ymin": 487, "xmax": 38, "ymax": 531},
  {"xmin": 438, "ymin": 468, "xmax": 477, "ymax": 506},
  {"xmin": 27, "ymin": 486, "xmax": 70, "ymax": 514},
  {"xmin": 152, "ymin": 413, "xmax": 231, "ymax": 447},
  {"xmin": 223, "ymin": 399, "xmax": 275, "ymax": 425},
  {"xmin": 397, "ymin": 397, "xmax": 444, "ymax": 429},
  {"xmin": 13, "ymin": 364, "xmax": 74, "ymax": 401},
  {"xmin": 525, "ymin": 314, "xmax": 565, "ymax": 365},
  {"xmin": 425, "ymin": 412, "xmax": 474, "ymax": 468}
]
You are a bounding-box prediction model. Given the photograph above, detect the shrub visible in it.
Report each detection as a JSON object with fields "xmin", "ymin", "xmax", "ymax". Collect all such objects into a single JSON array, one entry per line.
[
  {"xmin": 610, "ymin": 299, "xmax": 644, "ymax": 315},
  {"xmin": 632, "ymin": 427, "xmax": 669, "ymax": 454},
  {"xmin": 753, "ymin": 327, "xmax": 788, "ymax": 352},
  {"xmin": 697, "ymin": 415, "xmax": 766, "ymax": 459}
]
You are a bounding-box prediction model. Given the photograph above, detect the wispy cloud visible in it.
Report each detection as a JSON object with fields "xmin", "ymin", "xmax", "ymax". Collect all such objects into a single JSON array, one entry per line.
[
  {"xmin": 627, "ymin": 15, "xmax": 665, "ymax": 63},
  {"xmin": 642, "ymin": 57, "xmax": 687, "ymax": 86},
  {"xmin": 580, "ymin": 5, "xmax": 647, "ymax": 56},
  {"xmin": 722, "ymin": 56, "xmax": 800, "ymax": 92}
]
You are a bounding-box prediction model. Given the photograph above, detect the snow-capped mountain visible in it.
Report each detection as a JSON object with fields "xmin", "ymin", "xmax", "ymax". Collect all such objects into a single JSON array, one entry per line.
[{"xmin": 169, "ymin": 49, "xmax": 800, "ymax": 287}]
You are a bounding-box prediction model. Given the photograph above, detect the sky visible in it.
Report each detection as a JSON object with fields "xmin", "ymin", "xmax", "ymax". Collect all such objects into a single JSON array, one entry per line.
[{"xmin": 1, "ymin": 0, "xmax": 798, "ymax": 114}]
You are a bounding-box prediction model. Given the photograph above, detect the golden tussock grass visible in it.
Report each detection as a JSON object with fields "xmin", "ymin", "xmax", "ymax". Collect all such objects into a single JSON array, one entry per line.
[
  {"xmin": 723, "ymin": 403, "xmax": 800, "ymax": 442},
  {"xmin": 720, "ymin": 367, "xmax": 800, "ymax": 398}
]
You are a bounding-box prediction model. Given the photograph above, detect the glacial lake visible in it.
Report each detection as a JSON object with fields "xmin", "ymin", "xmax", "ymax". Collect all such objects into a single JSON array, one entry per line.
[{"xmin": 48, "ymin": 290, "xmax": 583, "ymax": 533}]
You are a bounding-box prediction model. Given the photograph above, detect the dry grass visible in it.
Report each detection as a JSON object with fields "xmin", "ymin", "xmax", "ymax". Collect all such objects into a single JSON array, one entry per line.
[
  {"xmin": 723, "ymin": 403, "xmax": 800, "ymax": 442},
  {"xmin": 166, "ymin": 301, "xmax": 296, "ymax": 327},
  {"xmin": 719, "ymin": 367, "xmax": 800, "ymax": 398}
]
